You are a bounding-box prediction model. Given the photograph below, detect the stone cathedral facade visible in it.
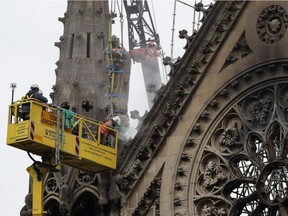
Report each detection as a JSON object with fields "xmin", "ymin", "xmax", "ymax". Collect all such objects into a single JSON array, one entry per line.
[{"xmin": 21, "ymin": 1, "xmax": 288, "ymax": 215}]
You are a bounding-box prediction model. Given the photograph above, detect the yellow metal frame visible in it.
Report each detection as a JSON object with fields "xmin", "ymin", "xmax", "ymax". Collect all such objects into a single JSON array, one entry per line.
[
  {"xmin": 26, "ymin": 164, "xmax": 48, "ymax": 216},
  {"xmin": 7, "ymin": 98, "xmax": 118, "ymax": 173}
]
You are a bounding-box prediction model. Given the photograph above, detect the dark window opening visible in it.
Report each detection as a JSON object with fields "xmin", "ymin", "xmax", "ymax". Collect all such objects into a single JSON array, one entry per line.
[
  {"xmin": 69, "ymin": 34, "xmax": 74, "ymax": 59},
  {"xmin": 87, "ymin": 32, "xmax": 91, "ymax": 58}
]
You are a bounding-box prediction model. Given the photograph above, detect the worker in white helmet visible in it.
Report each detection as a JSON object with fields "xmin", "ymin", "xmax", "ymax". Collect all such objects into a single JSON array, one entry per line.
[
  {"xmin": 20, "ymin": 84, "xmax": 48, "ymax": 120},
  {"xmin": 100, "ymin": 115, "xmax": 121, "ymax": 146},
  {"xmin": 112, "ymin": 116, "xmax": 121, "ymax": 126},
  {"xmin": 25, "ymin": 84, "xmax": 48, "ymax": 102}
]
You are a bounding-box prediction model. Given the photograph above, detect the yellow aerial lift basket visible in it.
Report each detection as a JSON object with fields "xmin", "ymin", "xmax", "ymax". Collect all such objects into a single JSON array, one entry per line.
[{"xmin": 7, "ymin": 98, "xmax": 118, "ymax": 173}]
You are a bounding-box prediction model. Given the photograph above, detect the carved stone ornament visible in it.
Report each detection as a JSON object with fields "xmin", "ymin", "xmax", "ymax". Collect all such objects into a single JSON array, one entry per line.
[
  {"xmin": 76, "ymin": 170, "xmax": 96, "ymax": 185},
  {"xmin": 221, "ymin": 32, "xmax": 253, "ymax": 71},
  {"xmin": 20, "ymin": 193, "xmax": 32, "ymax": 216},
  {"xmin": 256, "ymin": 5, "xmax": 288, "ymax": 44},
  {"xmin": 202, "ymin": 160, "xmax": 227, "ymax": 188},
  {"xmin": 203, "ymin": 205, "xmax": 226, "ymax": 215},
  {"xmin": 218, "ymin": 121, "xmax": 241, "ymax": 147},
  {"xmin": 131, "ymin": 177, "xmax": 161, "ymax": 215}
]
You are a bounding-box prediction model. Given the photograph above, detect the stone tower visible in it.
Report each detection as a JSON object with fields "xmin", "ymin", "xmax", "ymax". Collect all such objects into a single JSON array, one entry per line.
[{"xmin": 52, "ymin": 0, "xmax": 130, "ymax": 122}]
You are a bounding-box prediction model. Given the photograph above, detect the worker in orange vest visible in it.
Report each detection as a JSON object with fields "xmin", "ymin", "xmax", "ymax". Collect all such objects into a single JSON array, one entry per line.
[{"xmin": 100, "ymin": 116, "xmax": 121, "ymax": 146}]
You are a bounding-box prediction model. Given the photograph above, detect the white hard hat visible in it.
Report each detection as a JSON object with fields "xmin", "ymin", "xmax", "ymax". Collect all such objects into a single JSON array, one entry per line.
[
  {"xmin": 112, "ymin": 116, "xmax": 121, "ymax": 125},
  {"xmin": 31, "ymin": 83, "xmax": 40, "ymax": 90}
]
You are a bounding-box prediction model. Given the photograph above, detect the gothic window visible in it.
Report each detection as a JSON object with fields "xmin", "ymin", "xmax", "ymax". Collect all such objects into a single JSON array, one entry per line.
[
  {"xmin": 87, "ymin": 32, "xmax": 91, "ymax": 58},
  {"xmin": 70, "ymin": 192, "xmax": 102, "ymax": 216},
  {"xmin": 195, "ymin": 83, "xmax": 288, "ymax": 215},
  {"xmin": 69, "ymin": 34, "xmax": 75, "ymax": 59},
  {"xmin": 44, "ymin": 199, "xmax": 61, "ymax": 216}
]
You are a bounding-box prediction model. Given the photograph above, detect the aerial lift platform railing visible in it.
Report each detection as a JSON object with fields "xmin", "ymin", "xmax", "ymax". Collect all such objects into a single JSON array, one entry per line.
[{"xmin": 7, "ymin": 98, "xmax": 118, "ymax": 216}]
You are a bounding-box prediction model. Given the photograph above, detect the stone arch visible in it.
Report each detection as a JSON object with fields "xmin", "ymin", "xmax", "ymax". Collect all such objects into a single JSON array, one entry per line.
[{"xmin": 172, "ymin": 60, "xmax": 288, "ymax": 215}]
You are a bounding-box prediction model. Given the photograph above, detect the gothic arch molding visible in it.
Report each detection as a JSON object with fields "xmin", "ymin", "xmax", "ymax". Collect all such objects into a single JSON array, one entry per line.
[
  {"xmin": 172, "ymin": 60, "xmax": 288, "ymax": 215},
  {"xmin": 72, "ymin": 186, "xmax": 101, "ymax": 200}
]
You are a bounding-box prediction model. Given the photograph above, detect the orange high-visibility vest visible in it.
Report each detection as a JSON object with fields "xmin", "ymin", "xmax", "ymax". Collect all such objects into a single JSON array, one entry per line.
[{"xmin": 100, "ymin": 120, "xmax": 113, "ymax": 135}]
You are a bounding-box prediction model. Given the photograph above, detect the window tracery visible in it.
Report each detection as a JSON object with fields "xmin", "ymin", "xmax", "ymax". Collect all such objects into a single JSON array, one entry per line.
[{"xmin": 195, "ymin": 84, "xmax": 288, "ymax": 215}]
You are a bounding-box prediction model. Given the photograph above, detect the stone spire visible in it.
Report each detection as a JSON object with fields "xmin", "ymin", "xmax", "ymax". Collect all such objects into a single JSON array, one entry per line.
[
  {"xmin": 52, "ymin": 0, "xmax": 110, "ymax": 121},
  {"xmin": 37, "ymin": 1, "xmax": 131, "ymax": 215}
]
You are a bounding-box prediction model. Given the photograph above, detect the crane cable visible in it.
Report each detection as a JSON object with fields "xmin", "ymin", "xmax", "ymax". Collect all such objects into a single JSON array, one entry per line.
[
  {"xmin": 110, "ymin": 0, "xmax": 116, "ymax": 14},
  {"xmin": 108, "ymin": 13, "xmax": 115, "ymax": 117},
  {"xmin": 107, "ymin": 0, "xmax": 126, "ymax": 118},
  {"xmin": 27, "ymin": 152, "xmax": 58, "ymax": 181},
  {"xmin": 171, "ymin": 0, "xmax": 177, "ymax": 61},
  {"xmin": 109, "ymin": 0, "xmax": 124, "ymax": 117},
  {"xmin": 117, "ymin": 0, "xmax": 124, "ymax": 47},
  {"xmin": 149, "ymin": 0, "xmax": 169, "ymax": 84},
  {"xmin": 55, "ymin": 108, "xmax": 65, "ymax": 165}
]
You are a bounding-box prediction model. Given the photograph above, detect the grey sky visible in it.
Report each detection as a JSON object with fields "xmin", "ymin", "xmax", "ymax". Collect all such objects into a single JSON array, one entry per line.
[{"xmin": 0, "ymin": 0, "xmax": 203, "ymax": 214}]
